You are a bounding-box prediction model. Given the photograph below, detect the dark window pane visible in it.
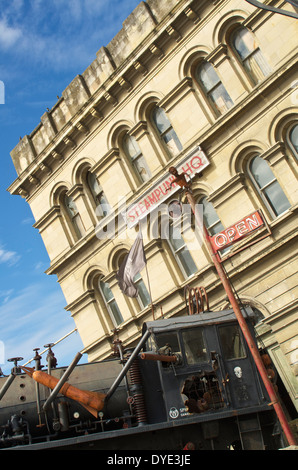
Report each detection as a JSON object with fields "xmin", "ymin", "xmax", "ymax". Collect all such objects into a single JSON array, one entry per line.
[
  {"xmin": 218, "ymin": 325, "xmax": 246, "ymax": 360},
  {"xmin": 182, "ymin": 328, "xmax": 208, "ymax": 364}
]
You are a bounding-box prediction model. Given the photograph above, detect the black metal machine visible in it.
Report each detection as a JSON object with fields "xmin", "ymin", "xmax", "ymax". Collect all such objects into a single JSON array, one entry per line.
[{"xmin": 0, "ymin": 304, "xmax": 282, "ymax": 450}]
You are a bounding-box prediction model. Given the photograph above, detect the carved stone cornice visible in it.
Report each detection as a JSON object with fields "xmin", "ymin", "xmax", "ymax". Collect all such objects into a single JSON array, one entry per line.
[
  {"xmin": 33, "ymin": 205, "xmax": 61, "ymax": 232},
  {"xmin": 158, "ymin": 77, "xmax": 194, "ymax": 112},
  {"xmin": 208, "ymin": 173, "xmax": 247, "ymax": 208},
  {"xmin": 261, "ymin": 142, "xmax": 288, "ymax": 166},
  {"xmin": 91, "ymin": 148, "xmax": 121, "ymax": 177},
  {"xmin": 65, "ymin": 289, "xmax": 97, "ymax": 316}
]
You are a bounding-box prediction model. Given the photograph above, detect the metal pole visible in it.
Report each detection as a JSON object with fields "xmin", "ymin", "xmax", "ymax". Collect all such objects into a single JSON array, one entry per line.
[
  {"xmin": 105, "ymin": 330, "xmax": 150, "ymax": 402},
  {"xmin": 186, "ymin": 190, "xmax": 296, "ymax": 446},
  {"xmin": 43, "ymin": 352, "xmax": 82, "ymax": 411},
  {"xmin": 22, "ymin": 328, "xmax": 78, "ymax": 367},
  {"xmin": 0, "ymin": 374, "xmax": 16, "ymax": 401}
]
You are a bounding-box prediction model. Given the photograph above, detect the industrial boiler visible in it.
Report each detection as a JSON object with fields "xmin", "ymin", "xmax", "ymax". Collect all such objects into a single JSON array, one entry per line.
[{"xmin": 0, "ymin": 305, "xmax": 282, "ymax": 450}]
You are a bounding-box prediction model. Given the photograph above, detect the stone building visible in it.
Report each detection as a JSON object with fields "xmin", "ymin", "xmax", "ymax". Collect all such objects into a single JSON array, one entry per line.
[{"xmin": 8, "ymin": 0, "xmax": 298, "ymax": 417}]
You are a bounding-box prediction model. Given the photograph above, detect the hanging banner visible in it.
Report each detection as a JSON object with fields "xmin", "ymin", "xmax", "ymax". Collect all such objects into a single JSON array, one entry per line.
[
  {"xmin": 210, "ymin": 210, "xmax": 265, "ymax": 252},
  {"xmin": 124, "ymin": 146, "xmax": 209, "ymax": 227}
]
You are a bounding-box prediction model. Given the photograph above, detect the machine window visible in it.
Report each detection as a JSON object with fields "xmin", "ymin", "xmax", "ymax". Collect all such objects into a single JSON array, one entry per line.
[
  {"xmin": 182, "ymin": 328, "xmax": 208, "ymax": 364},
  {"xmin": 155, "ymin": 332, "xmax": 180, "ymax": 354},
  {"xmin": 219, "ymin": 325, "xmax": 246, "ymax": 360}
]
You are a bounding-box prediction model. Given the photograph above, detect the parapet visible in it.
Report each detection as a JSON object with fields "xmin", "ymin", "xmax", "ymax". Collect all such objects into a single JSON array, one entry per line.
[{"xmin": 9, "ymin": 0, "xmax": 180, "ymax": 177}]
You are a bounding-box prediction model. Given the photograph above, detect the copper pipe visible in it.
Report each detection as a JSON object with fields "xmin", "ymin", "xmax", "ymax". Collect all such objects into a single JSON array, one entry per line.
[
  {"xmin": 21, "ymin": 366, "xmax": 105, "ymax": 418},
  {"xmin": 140, "ymin": 353, "xmax": 177, "ymax": 363},
  {"xmin": 185, "ymin": 189, "xmax": 297, "ymax": 447}
]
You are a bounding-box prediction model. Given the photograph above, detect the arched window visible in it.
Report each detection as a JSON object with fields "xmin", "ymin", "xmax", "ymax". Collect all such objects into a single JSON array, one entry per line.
[
  {"xmin": 248, "ymin": 156, "xmax": 290, "ymax": 217},
  {"xmin": 152, "ymin": 106, "xmax": 183, "ymax": 157},
  {"xmin": 195, "ymin": 61, "xmax": 233, "ymax": 115},
  {"xmin": 123, "ymin": 133, "xmax": 151, "ymax": 183},
  {"xmin": 232, "ymin": 27, "xmax": 271, "ymax": 84},
  {"xmin": 98, "ymin": 278, "xmax": 123, "ymax": 326},
  {"xmin": 199, "ymin": 196, "xmax": 230, "ymax": 255},
  {"xmin": 200, "ymin": 196, "xmax": 224, "ymax": 236},
  {"xmin": 64, "ymin": 193, "xmax": 85, "ymax": 240},
  {"xmin": 168, "ymin": 222, "xmax": 197, "ymax": 278},
  {"xmin": 133, "ymin": 273, "xmax": 151, "ymax": 309},
  {"xmin": 117, "ymin": 251, "xmax": 150, "ymax": 310},
  {"xmin": 288, "ymin": 123, "xmax": 298, "ymax": 160},
  {"xmin": 87, "ymin": 171, "xmax": 110, "ymax": 217}
]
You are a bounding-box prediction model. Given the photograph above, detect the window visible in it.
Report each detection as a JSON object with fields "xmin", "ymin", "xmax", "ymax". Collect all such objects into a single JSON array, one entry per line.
[
  {"xmin": 248, "ymin": 156, "xmax": 290, "ymax": 217},
  {"xmin": 288, "ymin": 123, "xmax": 298, "ymax": 160},
  {"xmin": 123, "ymin": 134, "xmax": 151, "ymax": 183},
  {"xmin": 64, "ymin": 194, "xmax": 85, "ymax": 240},
  {"xmin": 219, "ymin": 325, "xmax": 246, "ymax": 360},
  {"xmin": 196, "ymin": 61, "xmax": 233, "ymax": 115},
  {"xmin": 99, "ymin": 279, "xmax": 123, "ymax": 326},
  {"xmin": 232, "ymin": 27, "xmax": 271, "ymax": 84},
  {"xmin": 117, "ymin": 251, "xmax": 150, "ymax": 310},
  {"xmin": 155, "ymin": 332, "xmax": 180, "ymax": 354},
  {"xmin": 200, "ymin": 196, "xmax": 224, "ymax": 236},
  {"xmin": 182, "ymin": 327, "xmax": 208, "ymax": 365},
  {"xmin": 168, "ymin": 222, "xmax": 197, "ymax": 278},
  {"xmin": 152, "ymin": 106, "xmax": 183, "ymax": 157},
  {"xmin": 133, "ymin": 273, "xmax": 151, "ymax": 309},
  {"xmin": 87, "ymin": 172, "xmax": 110, "ymax": 217},
  {"xmin": 200, "ymin": 196, "xmax": 230, "ymax": 255}
]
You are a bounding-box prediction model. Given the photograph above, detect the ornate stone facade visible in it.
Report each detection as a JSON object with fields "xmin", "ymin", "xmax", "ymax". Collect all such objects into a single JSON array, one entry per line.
[{"xmin": 8, "ymin": 0, "xmax": 298, "ymax": 412}]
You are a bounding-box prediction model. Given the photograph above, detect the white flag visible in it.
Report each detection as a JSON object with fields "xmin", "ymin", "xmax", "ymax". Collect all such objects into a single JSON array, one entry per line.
[{"xmin": 116, "ymin": 232, "xmax": 146, "ymax": 297}]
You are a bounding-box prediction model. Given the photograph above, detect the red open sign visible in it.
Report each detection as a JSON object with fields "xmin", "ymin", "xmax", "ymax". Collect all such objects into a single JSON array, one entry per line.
[{"xmin": 210, "ymin": 210, "xmax": 265, "ymax": 252}]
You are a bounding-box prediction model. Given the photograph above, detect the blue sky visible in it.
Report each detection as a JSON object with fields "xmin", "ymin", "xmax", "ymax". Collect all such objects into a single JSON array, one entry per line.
[{"xmin": 0, "ymin": 0, "xmax": 141, "ymax": 374}]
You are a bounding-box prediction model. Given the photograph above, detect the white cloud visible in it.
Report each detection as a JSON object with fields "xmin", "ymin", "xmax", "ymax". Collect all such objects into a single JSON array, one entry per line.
[
  {"xmin": 0, "ymin": 246, "xmax": 20, "ymax": 266},
  {"xmin": 0, "ymin": 289, "xmax": 14, "ymax": 305},
  {"xmin": 21, "ymin": 217, "xmax": 34, "ymax": 225},
  {"xmin": 0, "ymin": 0, "xmax": 141, "ymax": 71},
  {"xmin": 0, "ymin": 282, "xmax": 83, "ymax": 372},
  {"xmin": 0, "ymin": 18, "xmax": 22, "ymax": 49}
]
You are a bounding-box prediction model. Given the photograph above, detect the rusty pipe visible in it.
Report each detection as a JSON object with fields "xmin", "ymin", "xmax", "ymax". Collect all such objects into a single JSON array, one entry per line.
[
  {"xmin": 21, "ymin": 365, "xmax": 105, "ymax": 418},
  {"xmin": 185, "ymin": 190, "xmax": 297, "ymax": 447},
  {"xmin": 140, "ymin": 352, "xmax": 178, "ymax": 363}
]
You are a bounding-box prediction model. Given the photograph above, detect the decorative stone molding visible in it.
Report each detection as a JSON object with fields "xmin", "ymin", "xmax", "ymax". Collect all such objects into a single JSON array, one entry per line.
[
  {"xmin": 51, "ymin": 150, "xmax": 64, "ymax": 162},
  {"xmin": 63, "ymin": 136, "xmax": 77, "ymax": 150},
  {"xmin": 104, "ymin": 91, "xmax": 118, "ymax": 107},
  {"xmin": 89, "ymin": 106, "xmax": 103, "ymax": 121},
  {"xmin": 64, "ymin": 289, "xmax": 97, "ymax": 317},
  {"xmin": 208, "ymin": 173, "xmax": 247, "ymax": 208},
  {"xmin": 76, "ymin": 121, "xmax": 89, "ymax": 136},
  {"xmin": 166, "ymin": 25, "xmax": 182, "ymax": 42},
  {"xmin": 184, "ymin": 6, "xmax": 200, "ymax": 24},
  {"xmin": 118, "ymin": 76, "xmax": 132, "ymax": 92},
  {"xmin": 207, "ymin": 44, "xmax": 229, "ymax": 67},
  {"xmin": 149, "ymin": 43, "xmax": 164, "ymax": 60},
  {"xmin": 92, "ymin": 148, "xmax": 121, "ymax": 177},
  {"xmin": 33, "ymin": 205, "xmax": 61, "ymax": 233},
  {"xmin": 158, "ymin": 77, "xmax": 194, "ymax": 112},
  {"xmin": 133, "ymin": 61, "xmax": 148, "ymax": 76},
  {"xmin": 261, "ymin": 142, "xmax": 288, "ymax": 167}
]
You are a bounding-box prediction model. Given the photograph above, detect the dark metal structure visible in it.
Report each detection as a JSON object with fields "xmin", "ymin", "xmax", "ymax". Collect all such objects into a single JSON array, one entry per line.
[
  {"xmin": 244, "ymin": 0, "xmax": 298, "ymax": 19},
  {"xmin": 0, "ymin": 304, "xmax": 284, "ymax": 450}
]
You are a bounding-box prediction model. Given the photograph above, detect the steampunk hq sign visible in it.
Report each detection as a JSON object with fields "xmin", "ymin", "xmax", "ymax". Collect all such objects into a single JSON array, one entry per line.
[{"xmin": 125, "ymin": 146, "xmax": 209, "ymax": 227}]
